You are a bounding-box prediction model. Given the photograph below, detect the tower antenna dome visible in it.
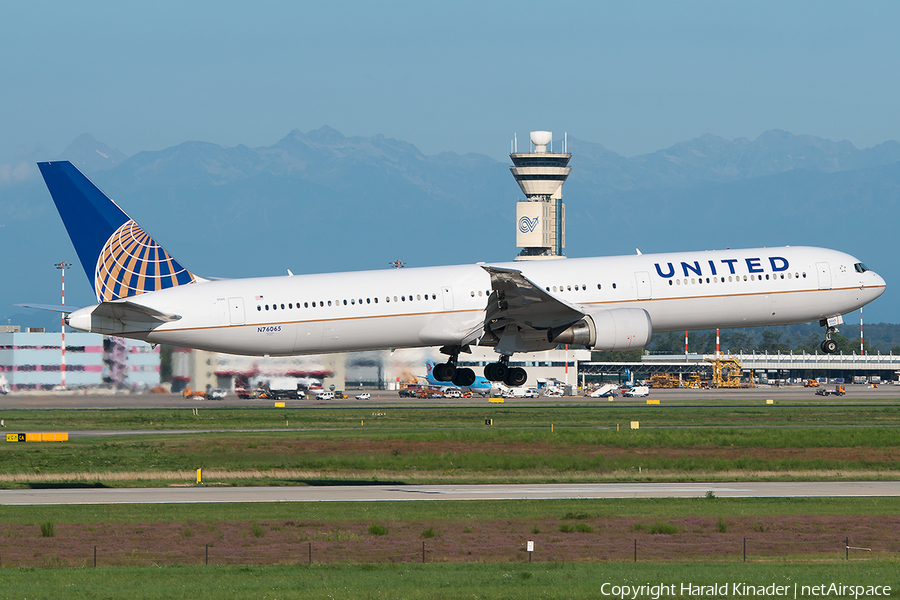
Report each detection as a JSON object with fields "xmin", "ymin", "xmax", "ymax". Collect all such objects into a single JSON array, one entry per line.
[{"xmin": 530, "ymin": 131, "xmax": 552, "ymax": 153}]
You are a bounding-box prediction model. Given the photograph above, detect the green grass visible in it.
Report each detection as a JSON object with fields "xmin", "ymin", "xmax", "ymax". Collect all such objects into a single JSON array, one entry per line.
[
  {"xmin": 0, "ymin": 497, "xmax": 898, "ymax": 526},
  {"xmin": 0, "ymin": 402, "xmax": 899, "ymax": 432},
  {"xmin": 0, "ymin": 561, "xmax": 897, "ymax": 599},
  {"xmin": 2, "ymin": 421, "xmax": 899, "ymax": 486}
]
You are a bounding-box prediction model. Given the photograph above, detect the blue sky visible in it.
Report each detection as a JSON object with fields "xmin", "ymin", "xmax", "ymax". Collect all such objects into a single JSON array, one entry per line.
[{"xmin": 3, "ymin": 0, "xmax": 900, "ymax": 163}]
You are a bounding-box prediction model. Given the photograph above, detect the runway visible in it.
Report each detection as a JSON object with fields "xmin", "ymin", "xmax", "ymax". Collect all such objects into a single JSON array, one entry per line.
[{"xmin": 2, "ymin": 481, "xmax": 898, "ymax": 505}]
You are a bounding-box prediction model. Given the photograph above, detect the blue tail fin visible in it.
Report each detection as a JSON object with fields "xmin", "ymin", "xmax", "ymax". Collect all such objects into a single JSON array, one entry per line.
[{"xmin": 38, "ymin": 161, "xmax": 197, "ymax": 302}]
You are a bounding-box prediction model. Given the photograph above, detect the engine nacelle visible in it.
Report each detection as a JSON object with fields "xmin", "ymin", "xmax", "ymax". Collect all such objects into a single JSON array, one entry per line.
[{"xmin": 548, "ymin": 307, "xmax": 652, "ymax": 351}]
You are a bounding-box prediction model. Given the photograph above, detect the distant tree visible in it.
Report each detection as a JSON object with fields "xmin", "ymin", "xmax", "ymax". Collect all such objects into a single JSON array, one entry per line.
[
  {"xmin": 648, "ymin": 332, "xmax": 684, "ymax": 354},
  {"xmin": 758, "ymin": 330, "xmax": 790, "ymax": 353},
  {"xmin": 721, "ymin": 330, "xmax": 753, "ymax": 354},
  {"xmin": 592, "ymin": 348, "xmax": 644, "ymax": 362}
]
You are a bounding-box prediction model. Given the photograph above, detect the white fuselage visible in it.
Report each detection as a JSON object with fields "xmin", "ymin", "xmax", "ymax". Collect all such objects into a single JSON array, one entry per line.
[{"xmin": 66, "ymin": 245, "xmax": 885, "ymax": 356}]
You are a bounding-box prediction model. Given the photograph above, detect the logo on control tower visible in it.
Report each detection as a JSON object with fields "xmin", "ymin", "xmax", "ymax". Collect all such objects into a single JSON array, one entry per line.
[{"xmin": 518, "ymin": 215, "xmax": 539, "ymax": 234}]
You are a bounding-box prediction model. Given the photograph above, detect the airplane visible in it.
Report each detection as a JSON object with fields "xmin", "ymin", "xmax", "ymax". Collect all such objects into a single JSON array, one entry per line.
[
  {"xmin": 21, "ymin": 161, "xmax": 886, "ymax": 388},
  {"xmin": 425, "ymin": 361, "xmax": 493, "ymax": 392}
]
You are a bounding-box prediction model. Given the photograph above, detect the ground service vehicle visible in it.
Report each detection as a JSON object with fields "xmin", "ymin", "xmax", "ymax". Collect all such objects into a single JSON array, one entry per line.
[
  {"xmin": 815, "ymin": 384, "xmax": 846, "ymax": 396},
  {"xmin": 622, "ymin": 386, "xmax": 650, "ymax": 397},
  {"xmin": 267, "ymin": 377, "xmax": 303, "ymax": 400}
]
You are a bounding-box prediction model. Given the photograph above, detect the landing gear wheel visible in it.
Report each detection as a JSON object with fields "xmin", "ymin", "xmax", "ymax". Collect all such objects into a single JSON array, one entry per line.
[
  {"xmin": 504, "ymin": 367, "xmax": 527, "ymax": 387},
  {"xmin": 433, "ymin": 362, "xmax": 456, "ymax": 382},
  {"xmin": 484, "ymin": 362, "xmax": 508, "ymax": 382},
  {"xmin": 452, "ymin": 368, "xmax": 476, "ymax": 387},
  {"xmin": 821, "ymin": 339, "xmax": 837, "ymax": 354}
]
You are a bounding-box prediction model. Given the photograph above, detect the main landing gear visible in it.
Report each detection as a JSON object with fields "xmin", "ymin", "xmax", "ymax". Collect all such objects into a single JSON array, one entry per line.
[
  {"xmin": 483, "ymin": 356, "xmax": 527, "ymax": 387},
  {"xmin": 432, "ymin": 349, "xmax": 529, "ymax": 388},
  {"xmin": 432, "ymin": 346, "xmax": 477, "ymax": 387}
]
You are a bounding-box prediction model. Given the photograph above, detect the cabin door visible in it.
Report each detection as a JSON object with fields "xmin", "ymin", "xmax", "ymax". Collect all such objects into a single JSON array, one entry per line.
[
  {"xmin": 442, "ymin": 286, "xmax": 454, "ymax": 310},
  {"xmin": 228, "ymin": 297, "xmax": 245, "ymax": 325},
  {"xmin": 635, "ymin": 271, "xmax": 652, "ymax": 300},
  {"xmin": 815, "ymin": 262, "xmax": 832, "ymax": 290}
]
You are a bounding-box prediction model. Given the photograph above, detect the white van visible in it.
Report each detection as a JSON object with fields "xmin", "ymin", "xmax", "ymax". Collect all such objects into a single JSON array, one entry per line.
[
  {"xmin": 503, "ymin": 387, "xmax": 540, "ymax": 398},
  {"xmin": 316, "ymin": 391, "xmax": 336, "ymax": 400},
  {"xmin": 622, "ymin": 386, "xmax": 649, "ymax": 397}
]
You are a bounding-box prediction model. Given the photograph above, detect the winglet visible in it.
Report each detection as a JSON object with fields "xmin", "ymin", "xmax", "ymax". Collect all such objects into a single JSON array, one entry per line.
[{"xmin": 37, "ymin": 161, "xmax": 198, "ymax": 302}]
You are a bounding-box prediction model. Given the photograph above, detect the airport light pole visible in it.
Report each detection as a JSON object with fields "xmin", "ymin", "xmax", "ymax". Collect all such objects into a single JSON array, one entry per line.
[{"xmin": 55, "ymin": 261, "xmax": 71, "ymax": 388}]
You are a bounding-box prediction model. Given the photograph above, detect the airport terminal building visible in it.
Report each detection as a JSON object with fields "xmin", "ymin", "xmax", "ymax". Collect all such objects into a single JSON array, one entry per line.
[{"xmin": 0, "ymin": 328, "xmax": 160, "ymax": 391}]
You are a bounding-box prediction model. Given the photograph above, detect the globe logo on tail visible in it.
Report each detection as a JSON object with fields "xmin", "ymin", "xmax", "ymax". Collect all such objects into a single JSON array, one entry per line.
[{"xmin": 94, "ymin": 220, "xmax": 195, "ymax": 301}]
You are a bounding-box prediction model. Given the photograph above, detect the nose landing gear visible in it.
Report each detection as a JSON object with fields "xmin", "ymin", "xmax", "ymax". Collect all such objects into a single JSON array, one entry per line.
[{"xmin": 819, "ymin": 317, "xmax": 842, "ymax": 354}]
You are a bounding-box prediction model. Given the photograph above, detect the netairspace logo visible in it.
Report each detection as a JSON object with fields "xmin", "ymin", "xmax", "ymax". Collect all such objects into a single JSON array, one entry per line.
[
  {"xmin": 518, "ymin": 216, "xmax": 539, "ymax": 234},
  {"xmin": 598, "ymin": 582, "xmax": 892, "ymax": 599}
]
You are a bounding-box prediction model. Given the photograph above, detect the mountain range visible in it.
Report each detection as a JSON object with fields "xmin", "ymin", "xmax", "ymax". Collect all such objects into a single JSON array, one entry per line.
[{"xmin": 2, "ymin": 127, "xmax": 898, "ymax": 332}]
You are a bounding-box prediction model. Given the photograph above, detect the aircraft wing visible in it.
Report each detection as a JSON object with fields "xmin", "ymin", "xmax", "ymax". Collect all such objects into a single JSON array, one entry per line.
[{"xmin": 480, "ymin": 265, "xmax": 586, "ymax": 354}]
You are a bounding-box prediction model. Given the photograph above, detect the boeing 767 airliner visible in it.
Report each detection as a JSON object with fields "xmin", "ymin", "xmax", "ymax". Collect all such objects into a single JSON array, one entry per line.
[{"xmin": 23, "ymin": 161, "xmax": 885, "ymax": 387}]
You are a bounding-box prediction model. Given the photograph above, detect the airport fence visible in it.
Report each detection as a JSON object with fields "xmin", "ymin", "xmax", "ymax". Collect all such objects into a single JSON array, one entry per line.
[{"xmin": 1, "ymin": 535, "xmax": 898, "ymax": 568}]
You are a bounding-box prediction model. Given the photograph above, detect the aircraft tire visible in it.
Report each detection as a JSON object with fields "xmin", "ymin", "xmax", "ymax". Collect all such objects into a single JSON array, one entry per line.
[
  {"xmin": 504, "ymin": 367, "xmax": 527, "ymax": 387},
  {"xmin": 452, "ymin": 368, "xmax": 476, "ymax": 387},
  {"xmin": 484, "ymin": 362, "xmax": 507, "ymax": 382},
  {"xmin": 433, "ymin": 362, "xmax": 456, "ymax": 382},
  {"xmin": 822, "ymin": 340, "xmax": 837, "ymax": 354}
]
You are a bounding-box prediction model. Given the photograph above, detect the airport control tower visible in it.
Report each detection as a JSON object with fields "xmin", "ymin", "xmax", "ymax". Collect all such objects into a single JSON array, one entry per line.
[{"xmin": 510, "ymin": 131, "xmax": 571, "ymax": 261}]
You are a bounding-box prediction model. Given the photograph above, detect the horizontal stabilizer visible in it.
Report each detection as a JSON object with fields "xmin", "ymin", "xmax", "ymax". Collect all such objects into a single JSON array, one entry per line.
[
  {"xmin": 92, "ymin": 301, "xmax": 182, "ymax": 324},
  {"xmin": 66, "ymin": 300, "xmax": 181, "ymax": 335},
  {"xmin": 14, "ymin": 303, "xmax": 78, "ymax": 314}
]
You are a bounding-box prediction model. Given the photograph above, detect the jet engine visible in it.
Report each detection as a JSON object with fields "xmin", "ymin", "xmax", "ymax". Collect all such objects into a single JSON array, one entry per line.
[{"xmin": 548, "ymin": 307, "xmax": 652, "ymax": 351}]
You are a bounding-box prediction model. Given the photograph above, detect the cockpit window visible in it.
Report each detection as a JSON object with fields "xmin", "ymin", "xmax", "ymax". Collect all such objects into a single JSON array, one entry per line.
[{"xmin": 854, "ymin": 263, "xmax": 869, "ymax": 273}]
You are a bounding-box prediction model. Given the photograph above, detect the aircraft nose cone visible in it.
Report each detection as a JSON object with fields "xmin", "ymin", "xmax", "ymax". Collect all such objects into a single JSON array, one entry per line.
[{"xmin": 867, "ymin": 271, "xmax": 886, "ymax": 300}]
